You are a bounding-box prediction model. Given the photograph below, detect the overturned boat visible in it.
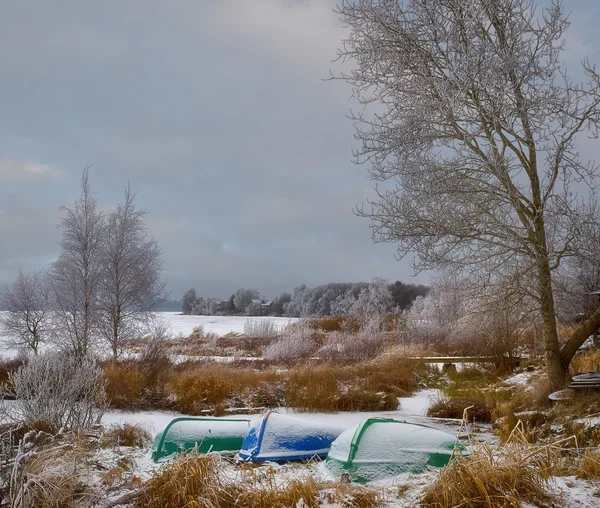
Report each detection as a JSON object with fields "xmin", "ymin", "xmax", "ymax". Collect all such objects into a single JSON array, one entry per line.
[
  {"xmin": 152, "ymin": 417, "xmax": 251, "ymax": 462},
  {"xmin": 238, "ymin": 412, "xmax": 344, "ymax": 462},
  {"xmin": 326, "ymin": 418, "xmax": 467, "ymax": 482}
]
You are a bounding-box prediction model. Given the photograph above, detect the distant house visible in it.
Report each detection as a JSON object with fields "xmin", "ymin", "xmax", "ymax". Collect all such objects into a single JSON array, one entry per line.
[{"xmin": 246, "ymin": 299, "xmax": 273, "ymax": 316}]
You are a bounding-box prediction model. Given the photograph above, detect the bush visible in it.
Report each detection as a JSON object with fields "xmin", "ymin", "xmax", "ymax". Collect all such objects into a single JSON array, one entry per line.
[
  {"xmin": 264, "ymin": 320, "xmax": 317, "ymax": 360},
  {"xmin": 243, "ymin": 318, "xmax": 279, "ymax": 338},
  {"xmin": 318, "ymin": 331, "xmax": 388, "ymax": 362},
  {"xmin": 308, "ymin": 315, "xmax": 361, "ymax": 333},
  {"xmin": 7, "ymin": 354, "xmax": 106, "ymax": 430}
]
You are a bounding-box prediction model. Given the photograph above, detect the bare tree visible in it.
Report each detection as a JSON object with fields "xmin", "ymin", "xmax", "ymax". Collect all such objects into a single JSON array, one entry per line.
[
  {"xmin": 336, "ymin": 0, "xmax": 600, "ymax": 389},
  {"xmin": 50, "ymin": 168, "xmax": 105, "ymax": 357},
  {"xmin": 98, "ymin": 185, "xmax": 167, "ymax": 358},
  {"xmin": 0, "ymin": 270, "xmax": 50, "ymax": 355}
]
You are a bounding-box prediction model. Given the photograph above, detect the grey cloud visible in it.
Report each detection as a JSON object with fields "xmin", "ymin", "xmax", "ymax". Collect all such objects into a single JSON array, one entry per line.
[{"xmin": 1, "ymin": 0, "xmax": 597, "ymax": 299}]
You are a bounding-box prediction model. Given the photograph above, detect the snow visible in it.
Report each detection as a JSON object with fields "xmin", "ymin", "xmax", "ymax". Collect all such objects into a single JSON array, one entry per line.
[
  {"xmin": 101, "ymin": 389, "xmax": 445, "ymax": 441},
  {"xmin": 0, "ymin": 311, "xmax": 298, "ymax": 358},
  {"xmin": 240, "ymin": 412, "xmax": 345, "ymax": 460},
  {"xmin": 552, "ymin": 476, "xmax": 600, "ymax": 508},
  {"xmin": 156, "ymin": 312, "xmax": 297, "ymax": 338}
]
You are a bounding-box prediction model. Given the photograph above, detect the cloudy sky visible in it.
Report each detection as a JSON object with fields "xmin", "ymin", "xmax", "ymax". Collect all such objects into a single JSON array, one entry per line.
[{"xmin": 1, "ymin": 1, "xmax": 599, "ymax": 300}]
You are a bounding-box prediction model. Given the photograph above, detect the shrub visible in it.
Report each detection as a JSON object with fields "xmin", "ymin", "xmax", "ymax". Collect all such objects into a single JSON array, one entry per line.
[
  {"xmin": 0, "ymin": 357, "xmax": 26, "ymax": 386},
  {"xmin": 7, "ymin": 354, "xmax": 106, "ymax": 429},
  {"xmin": 243, "ymin": 318, "xmax": 279, "ymax": 338},
  {"xmin": 308, "ymin": 315, "xmax": 361, "ymax": 333},
  {"xmin": 263, "ymin": 320, "xmax": 317, "ymax": 360},
  {"xmin": 319, "ymin": 331, "xmax": 388, "ymax": 362}
]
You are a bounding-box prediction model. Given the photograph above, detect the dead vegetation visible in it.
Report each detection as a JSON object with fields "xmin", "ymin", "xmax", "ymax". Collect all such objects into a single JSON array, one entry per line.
[
  {"xmin": 421, "ymin": 425, "xmax": 565, "ymax": 508},
  {"xmin": 136, "ymin": 453, "xmax": 384, "ymax": 508},
  {"xmin": 103, "ymin": 353, "xmax": 419, "ymax": 414},
  {"xmin": 570, "ymin": 348, "xmax": 600, "ymax": 374},
  {"xmin": 101, "ymin": 422, "xmax": 152, "ymax": 449}
]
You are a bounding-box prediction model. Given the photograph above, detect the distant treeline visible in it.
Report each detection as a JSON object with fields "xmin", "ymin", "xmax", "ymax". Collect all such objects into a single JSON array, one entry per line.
[{"xmin": 179, "ymin": 280, "xmax": 429, "ymax": 317}]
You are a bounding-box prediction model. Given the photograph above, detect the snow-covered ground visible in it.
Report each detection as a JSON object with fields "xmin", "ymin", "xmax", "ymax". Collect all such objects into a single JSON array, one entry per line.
[
  {"xmin": 156, "ymin": 312, "xmax": 297, "ymax": 338},
  {"xmin": 0, "ymin": 311, "xmax": 298, "ymax": 358},
  {"xmin": 102, "ymin": 389, "xmax": 443, "ymax": 439}
]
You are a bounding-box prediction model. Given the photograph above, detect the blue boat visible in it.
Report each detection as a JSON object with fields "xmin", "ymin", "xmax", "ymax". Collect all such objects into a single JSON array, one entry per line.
[{"xmin": 238, "ymin": 412, "xmax": 344, "ymax": 462}]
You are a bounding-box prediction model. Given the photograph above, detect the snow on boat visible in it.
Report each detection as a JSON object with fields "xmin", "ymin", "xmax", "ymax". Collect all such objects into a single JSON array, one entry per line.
[
  {"xmin": 326, "ymin": 418, "xmax": 468, "ymax": 482},
  {"xmin": 238, "ymin": 412, "xmax": 344, "ymax": 462},
  {"xmin": 152, "ymin": 417, "xmax": 251, "ymax": 462}
]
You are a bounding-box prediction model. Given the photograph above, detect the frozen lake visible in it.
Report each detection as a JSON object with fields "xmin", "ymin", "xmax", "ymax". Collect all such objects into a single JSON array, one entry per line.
[
  {"xmin": 156, "ymin": 312, "xmax": 297, "ymax": 338},
  {"xmin": 0, "ymin": 311, "xmax": 297, "ymax": 358}
]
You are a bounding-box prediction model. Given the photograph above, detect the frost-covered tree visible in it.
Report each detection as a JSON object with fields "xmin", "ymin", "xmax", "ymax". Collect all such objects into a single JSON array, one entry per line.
[
  {"xmin": 284, "ymin": 283, "xmax": 368, "ymax": 317},
  {"xmin": 389, "ymin": 281, "xmax": 429, "ymax": 310},
  {"xmin": 233, "ymin": 288, "xmax": 259, "ymax": 314},
  {"xmin": 98, "ymin": 185, "xmax": 167, "ymax": 358},
  {"xmin": 181, "ymin": 288, "xmax": 198, "ymax": 315},
  {"xmin": 50, "ymin": 168, "xmax": 105, "ymax": 357},
  {"xmin": 337, "ymin": 0, "xmax": 600, "ymax": 389},
  {"xmin": 0, "ymin": 270, "xmax": 50, "ymax": 355},
  {"xmin": 271, "ymin": 292, "xmax": 291, "ymax": 316}
]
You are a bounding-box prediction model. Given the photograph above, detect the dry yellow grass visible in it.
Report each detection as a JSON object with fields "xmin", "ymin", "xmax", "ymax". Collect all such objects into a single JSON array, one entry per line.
[
  {"xmin": 570, "ymin": 348, "xmax": 600, "ymax": 374},
  {"xmin": 136, "ymin": 453, "xmax": 321, "ymax": 508},
  {"xmin": 10, "ymin": 438, "xmax": 96, "ymax": 508},
  {"xmin": 101, "ymin": 422, "xmax": 152, "ymax": 449},
  {"xmin": 104, "ymin": 353, "xmax": 418, "ymax": 413},
  {"xmin": 321, "ymin": 482, "xmax": 385, "ymax": 507},
  {"xmin": 578, "ymin": 449, "xmax": 600, "ymax": 480},
  {"xmin": 421, "ymin": 425, "xmax": 566, "ymax": 508}
]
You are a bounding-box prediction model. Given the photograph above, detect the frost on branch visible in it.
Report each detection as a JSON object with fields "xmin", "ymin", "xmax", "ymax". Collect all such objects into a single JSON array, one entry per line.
[
  {"xmin": 6, "ymin": 353, "xmax": 106, "ymax": 430},
  {"xmin": 263, "ymin": 319, "xmax": 315, "ymax": 360}
]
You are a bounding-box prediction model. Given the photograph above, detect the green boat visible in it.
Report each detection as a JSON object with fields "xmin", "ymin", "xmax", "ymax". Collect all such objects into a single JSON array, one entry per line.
[
  {"xmin": 326, "ymin": 418, "xmax": 468, "ymax": 482},
  {"xmin": 151, "ymin": 417, "xmax": 251, "ymax": 462}
]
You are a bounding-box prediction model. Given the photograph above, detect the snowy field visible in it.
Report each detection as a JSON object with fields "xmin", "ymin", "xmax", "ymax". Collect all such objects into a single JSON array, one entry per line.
[
  {"xmin": 0, "ymin": 311, "xmax": 298, "ymax": 358},
  {"xmin": 156, "ymin": 312, "xmax": 297, "ymax": 338},
  {"xmin": 102, "ymin": 389, "xmax": 443, "ymax": 439}
]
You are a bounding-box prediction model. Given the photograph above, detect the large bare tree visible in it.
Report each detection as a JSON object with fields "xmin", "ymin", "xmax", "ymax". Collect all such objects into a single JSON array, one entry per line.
[
  {"xmin": 0, "ymin": 270, "xmax": 50, "ymax": 355},
  {"xmin": 336, "ymin": 0, "xmax": 600, "ymax": 389},
  {"xmin": 50, "ymin": 168, "xmax": 105, "ymax": 357},
  {"xmin": 98, "ymin": 185, "xmax": 167, "ymax": 358}
]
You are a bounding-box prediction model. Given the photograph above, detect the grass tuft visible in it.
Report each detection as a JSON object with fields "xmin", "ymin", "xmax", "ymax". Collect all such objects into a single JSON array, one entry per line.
[
  {"xmin": 101, "ymin": 422, "xmax": 152, "ymax": 449},
  {"xmin": 421, "ymin": 426, "xmax": 560, "ymax": 507}
]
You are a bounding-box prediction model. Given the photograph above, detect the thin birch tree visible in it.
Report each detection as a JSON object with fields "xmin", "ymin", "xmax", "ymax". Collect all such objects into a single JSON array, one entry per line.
[
  {"xmin": 50, "ymin": 167, "xmax": 105, "ymax": 357},
  {"xmin": 98, "ymin": 185, "xmax": 167, "ymax": 358},
  {"xmin": 0, "ymin": 270, "xmax": 50, "ymax": 355}
]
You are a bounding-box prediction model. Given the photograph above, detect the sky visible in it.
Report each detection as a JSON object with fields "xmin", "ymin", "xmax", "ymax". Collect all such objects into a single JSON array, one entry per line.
[{"xmin": 1, "ymin": 0, "xmax": 599, "ymax": 300}]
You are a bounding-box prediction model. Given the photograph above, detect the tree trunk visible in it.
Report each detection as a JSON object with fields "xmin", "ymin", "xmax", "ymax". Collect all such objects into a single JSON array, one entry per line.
[
  {"xmin": 537, "ymin": 248, "xmax": 568, "ymax": 391},
  {"xmin": 560, "ymin": 303, "xmax": 600, "ymax": 368}
]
